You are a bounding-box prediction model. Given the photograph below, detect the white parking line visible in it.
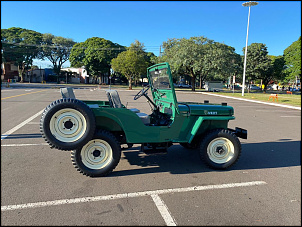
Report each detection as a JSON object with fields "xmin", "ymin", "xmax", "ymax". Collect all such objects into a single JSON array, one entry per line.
[
  {"xmin": 280, "ymin": 116, "xmax": 300, "ymax": 117},
  {"xmin": 151, "ymin": 194, "xmax": 177, "ymax": 226},
  {"xmin": 256, "ymin": 110, "xmax": 300, "ymax": 112},
  {"xmin": 1, "ymin": 109, "xmax": 44, "ymax": 140},
  {"xmin": 197, "ymin": 92, "xmax": 301, "ymax": 110},
  {"xmin": 1, "ymin": 181, "xmax": 266, "ymax": 213},
  {"xmin": 26, "ymin": 122, "xmax": 40, "ymax": 124}
]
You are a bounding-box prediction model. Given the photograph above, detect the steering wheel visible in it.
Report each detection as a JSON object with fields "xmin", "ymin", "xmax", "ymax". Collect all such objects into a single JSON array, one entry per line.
[{"xmin": 134, "ymin": 85, "xmax": 150, "ymax": 100}]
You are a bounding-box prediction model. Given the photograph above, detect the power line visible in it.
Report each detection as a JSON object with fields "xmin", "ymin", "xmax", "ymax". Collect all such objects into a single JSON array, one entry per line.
[{"xmin": 1, "ymin": 41, "xmax": 160, "ymax": 52}]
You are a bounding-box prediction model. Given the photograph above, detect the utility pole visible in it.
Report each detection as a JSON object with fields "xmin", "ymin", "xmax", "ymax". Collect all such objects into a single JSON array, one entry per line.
[{"xmin": 242, "ymin": 1, "xmax": 258, "ymax": 96}]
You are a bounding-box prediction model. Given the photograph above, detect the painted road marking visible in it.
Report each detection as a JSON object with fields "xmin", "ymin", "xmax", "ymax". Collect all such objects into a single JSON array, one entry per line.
[
  {"xmin": 151, "ymin": 194, "xmax": 177, "ymax": 226},
  {"xmin": 1, "ymin": 181, "xmax": 267, "ymax": 212},
  {"xmin": 280, "ymin": 116, "xmax": 301, "ymax": 117},
  {"xmin": 256, "ymin": 110, "xmax": 300, "ymax": 112},
  {"xmin": 1, "ymin": 109, "xmax": 44, "ymax": 140},
  {"xmin": 196, "ymin": 92, "xmax": 301, "ymax": 110},
  {"xmin": 1, "ymin": 90, "xmax": 45, "ymax": 100}
]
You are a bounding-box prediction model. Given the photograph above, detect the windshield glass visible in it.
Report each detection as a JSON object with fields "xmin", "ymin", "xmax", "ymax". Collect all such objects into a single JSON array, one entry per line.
[{"xmin": 149, "ymin": 68, "xmax": 171, "ymax": 90}]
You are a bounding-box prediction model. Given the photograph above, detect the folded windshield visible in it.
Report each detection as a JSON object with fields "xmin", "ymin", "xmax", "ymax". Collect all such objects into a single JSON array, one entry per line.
[{"xmin": 149, "ymin": 68, "xmax": 171, "ymax": 90}]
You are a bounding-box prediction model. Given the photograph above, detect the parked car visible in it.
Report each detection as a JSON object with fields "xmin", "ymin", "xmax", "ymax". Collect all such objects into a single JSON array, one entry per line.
[
  {"xmin": 266, "ymin": 85, "xmax": 273, "ymax": 90},
  {"xmin": 230, "ymin": 84, "xmax": 241, "ymax": 90},
  {"xmin": 175, "ymin": 83, "xmax": 192, "ymax": 88},
  {"xmin": 247, "ymin": 84, "xmax": 261, "ymax": 90},
  {"xmin": 289, "ymin": 87, "xmax": 300, "ymax": 92}
]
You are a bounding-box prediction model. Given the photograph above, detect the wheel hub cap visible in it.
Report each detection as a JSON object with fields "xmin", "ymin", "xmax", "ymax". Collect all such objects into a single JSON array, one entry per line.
[
  {"xmin": 64, "ymin": 120, "xmax": 74, "ymax": 129},
  {"xmin": 81, "ymin": 139, "xmax": 113, "ymax": 169},
  {"xmin": 207, "ymin": 137, "xmax": 235, "ymax": 164},
  {"xmin": 49, "ymin": 108, "xmax": 87, "ymax": 142},
  {"xmin": 216, "ymin": 146, "xmax": 225, "ymax": 155},
  {"xmin": 92, "ymin": 149, "xmax": 101, "ymax": 157}
]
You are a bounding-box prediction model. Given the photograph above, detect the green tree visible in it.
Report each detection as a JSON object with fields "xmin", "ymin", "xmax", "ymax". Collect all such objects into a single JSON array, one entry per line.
[
  {"xmin": 266, "ymin": 55, "xmax": 285, "ymax": 89},
  {"xmin": 243, "ymin": 43, "xmax": 271, "ymax": 91},
  {"xmin": 111, "ymin": 41, "xmax": 148, "ymax": 90},
  {"xmin": 41, "ymin": 33, "xmax": 76, "ymax": 81},
  {"xmin": 162, "ymin": 36, "xmax": 214, "ymax": 91},
  {"xmin": 283, "ymin": 36, "xmax": 301, "ymax": 83},
  {"xmin": 200, "ymin": 42, "xmax": 242, "ymax": 88},
  {"xmin": 69, "ymin": 42, "xmax": 86, "ymax": 68},
  {"xmin": 127, "ymin": 40, "xmax": 156, "ymax": 84},
  {"xmin": 69, "ymin": 37, "xmax": 126, "ymax": 83},
  {"xmin": 1, "ymin": 27, "xmax": 43, "ymax": 82}
]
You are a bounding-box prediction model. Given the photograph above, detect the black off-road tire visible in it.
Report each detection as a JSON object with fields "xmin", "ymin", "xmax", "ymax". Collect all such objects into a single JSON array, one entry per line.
[
  {"xmin": 200, "ymin": 129, "xmax": 241, "ymax": 169},
  {"xmin": 71, "ymin": 130, "xmax": 121, "ymax": 177},
  {"xmin": 40, "ymin": 98, "xmax": 96, "ymax": 151}
]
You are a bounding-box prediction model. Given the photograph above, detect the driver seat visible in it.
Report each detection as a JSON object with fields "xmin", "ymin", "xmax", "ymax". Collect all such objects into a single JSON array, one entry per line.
[{"xmin": 105, "ymin": 90, "xmax": 150, "ymax": 125}]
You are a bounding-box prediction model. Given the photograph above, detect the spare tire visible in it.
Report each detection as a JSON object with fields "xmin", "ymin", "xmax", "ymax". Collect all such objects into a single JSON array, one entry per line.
[{"xmin": 40, "ymin": 98, "xmax": 96, "ymax": 151}]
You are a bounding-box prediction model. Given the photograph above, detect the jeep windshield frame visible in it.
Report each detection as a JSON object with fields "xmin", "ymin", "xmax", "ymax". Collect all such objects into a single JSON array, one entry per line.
[{"xmin": 147, "ymin": 62, "xmax": 179, "ymax": 115}]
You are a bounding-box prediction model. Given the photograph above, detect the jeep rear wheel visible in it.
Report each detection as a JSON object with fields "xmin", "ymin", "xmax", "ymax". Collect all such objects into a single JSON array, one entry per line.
[
  {"xmin": 200, "ymin": 129, "xmax": 241, "ymax": 169},
  {"xmin": 71, "ymin": 130, "xmax": 121, "ymax": 177},
  {"xmin": 40, "ymin": 98, "xmax": 96, "ymax": 151}
]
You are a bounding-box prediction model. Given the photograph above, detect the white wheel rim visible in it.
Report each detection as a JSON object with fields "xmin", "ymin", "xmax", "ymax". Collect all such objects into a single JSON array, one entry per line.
[
  {"xmin": 80, "ymin": 139, "xmax": 113, "ymax": 170},
  {"xmin": 49, "ymin": 108, "xmax": 86, "ymax": 142},
  {"xmin": 207, "ymin": 137, "xmax": 235, "ymax": 164}
]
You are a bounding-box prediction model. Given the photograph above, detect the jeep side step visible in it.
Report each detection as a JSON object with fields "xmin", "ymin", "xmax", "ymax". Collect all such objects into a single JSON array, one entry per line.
[{"xmin": 140, "ymin": 143, "xmax": 170, "ymax": 154}]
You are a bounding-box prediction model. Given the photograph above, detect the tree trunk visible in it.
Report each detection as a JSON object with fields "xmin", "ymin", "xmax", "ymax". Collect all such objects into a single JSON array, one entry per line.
[
  {"xmin": 129, "ymin": 77, "xmax": 132, "ymax": 90},
  {"xmin": 191, "ymin": 76, "xmax": 196, "ymax": 91},
  {"xmin": 199, "ymin": 75, "xmax": 203, "ymax": 89},
  {"xmin": 190, "ymin": 69, "xmax": 196, "ymax": 91},
  {"xmin": 18, "ymin": 64, "xmax": 24, "ymax": 83}
]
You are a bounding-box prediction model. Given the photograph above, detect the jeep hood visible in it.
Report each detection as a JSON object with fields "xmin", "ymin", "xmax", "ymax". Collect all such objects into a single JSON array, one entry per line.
[{"xmin": 178, "ymin": 102, "xmax": 234, "ymax": 116}]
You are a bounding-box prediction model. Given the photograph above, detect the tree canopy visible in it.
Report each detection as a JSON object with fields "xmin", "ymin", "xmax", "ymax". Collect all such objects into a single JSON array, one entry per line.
[
  {"xmin": 2, "ymin": 26, "xmax": 300, "ymax": 88},
  {"xmin": 283, "ymin": 36, "xmax": 301, "ymax": 82},
  {"xmin": 1, "ymin": 27, "xmax": 43, "ymax": 82},
  {"xmin": 69, "ymin": 37, "xmax": 126, "ymax": 81},
  {"xmin": 161, "ymin": 36, "xmax": 241, "ymax": 90},
  {"xmin": 111, "ymin": 40, "xmax": 149, "ymax": 89},
  {"xmin": 41, "ymin": 33, "xmax": 76, "ymax": 77},
  {"xmin": 243, "ymin": 43, "xmax": 271, "ymax": 90},
  {"xmin": 162, "ymin": 36, "xmax": 214, "ymax": 91}
]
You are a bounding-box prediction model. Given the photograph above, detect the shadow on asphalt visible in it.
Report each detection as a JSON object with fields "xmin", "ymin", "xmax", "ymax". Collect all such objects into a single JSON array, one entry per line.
[{"xmin": 108, "ymin": 140, "xmax": 301, "ymax": 177}]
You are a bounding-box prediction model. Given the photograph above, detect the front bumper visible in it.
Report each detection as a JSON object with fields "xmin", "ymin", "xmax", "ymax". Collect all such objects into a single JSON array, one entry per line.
[{"xmin": 229, "ymin": 127, "xmax": 247, "ymax": 139}]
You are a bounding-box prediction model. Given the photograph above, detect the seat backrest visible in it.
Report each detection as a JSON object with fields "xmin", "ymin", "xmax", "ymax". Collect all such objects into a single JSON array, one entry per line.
[
  {"xmin": 106, "ymin": 90, "xmax": 123, "ymax": 108},
  {"xmin": 60, "ymin": 87, "xmax": 75, "ymax": 99}
]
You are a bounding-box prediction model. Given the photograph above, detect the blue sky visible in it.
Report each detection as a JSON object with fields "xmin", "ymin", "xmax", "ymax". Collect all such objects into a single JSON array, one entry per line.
[{"xmin": 1, "ymin": 1, "xmax": 301, "ymax": 68}]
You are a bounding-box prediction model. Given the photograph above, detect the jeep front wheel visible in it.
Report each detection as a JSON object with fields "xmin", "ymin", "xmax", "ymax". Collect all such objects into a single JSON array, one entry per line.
[
  {"xmin": 71, "ymin": 130, "xmax": 121, "ymax": 177},
  {"xmin": 199, "ymin": 129, "xmax": 241, "ymax": 169}
]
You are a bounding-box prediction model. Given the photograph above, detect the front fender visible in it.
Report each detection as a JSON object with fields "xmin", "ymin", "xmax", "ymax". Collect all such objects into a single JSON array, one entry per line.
[{"xmin": 187, "ymin": 116, "xmax": 235, "ymax": 143}]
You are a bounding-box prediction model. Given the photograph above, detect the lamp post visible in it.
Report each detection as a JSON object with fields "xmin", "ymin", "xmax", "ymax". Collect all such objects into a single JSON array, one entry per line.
[{"xmin": 242, "ymin": 1, "xmax": 258, "ymax": 96}]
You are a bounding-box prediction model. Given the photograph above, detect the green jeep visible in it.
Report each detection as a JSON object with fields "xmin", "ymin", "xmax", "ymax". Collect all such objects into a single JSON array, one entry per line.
[{"xmin": 40, "ymin": 62, "xmax": 247, "ymax": 177}]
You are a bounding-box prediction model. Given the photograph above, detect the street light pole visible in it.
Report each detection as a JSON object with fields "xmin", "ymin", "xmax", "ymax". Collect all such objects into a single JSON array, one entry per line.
[{"xmin": 242, "ymin": 1, "xmax": 258, "ymax": 96}]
